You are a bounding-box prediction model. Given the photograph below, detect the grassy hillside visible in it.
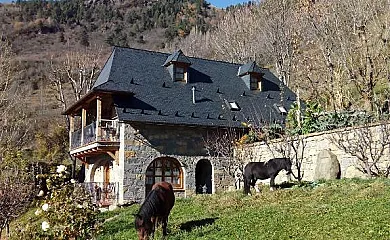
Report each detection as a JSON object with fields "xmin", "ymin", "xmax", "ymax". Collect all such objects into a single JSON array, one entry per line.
[{"xmin": 97, "ymin": 178, "xmax": 390, "ymax": 240}]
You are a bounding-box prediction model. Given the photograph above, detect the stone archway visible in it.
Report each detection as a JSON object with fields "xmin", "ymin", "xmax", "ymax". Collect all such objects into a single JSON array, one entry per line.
[{"xmin": 195, "ymin": 159, "xmax": 212, "ymax": 194}]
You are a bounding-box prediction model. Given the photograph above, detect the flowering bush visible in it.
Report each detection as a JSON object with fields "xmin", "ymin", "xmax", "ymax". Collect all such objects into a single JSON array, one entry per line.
[{"xmin": 13, "ymin": 165, "xmax": 102, "ymax": 240}]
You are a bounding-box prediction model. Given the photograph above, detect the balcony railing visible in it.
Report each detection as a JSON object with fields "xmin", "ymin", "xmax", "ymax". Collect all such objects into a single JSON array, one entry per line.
[
  {"xmin": 80, "ymin": 182, "xmax": 119, "ymax": 207},
  {"xmin": 70, "ymin": 119, "xmax": 119, "ymax": 150}
]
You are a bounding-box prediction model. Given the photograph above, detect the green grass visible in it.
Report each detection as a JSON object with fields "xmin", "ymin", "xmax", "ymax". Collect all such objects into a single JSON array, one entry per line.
[{"xmin": 97, "ymin": 178, "xmax": 390, "ymax": 240}]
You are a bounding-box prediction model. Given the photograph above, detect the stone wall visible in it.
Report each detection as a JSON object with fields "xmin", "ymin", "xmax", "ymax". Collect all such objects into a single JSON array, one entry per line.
[
  {"xmin": 122, "ymin": 123, "xmax": 233, "ymax": 202},
  {"xmin": 234, "ymin": 123, "xmax": 390, "ymax": 185}
]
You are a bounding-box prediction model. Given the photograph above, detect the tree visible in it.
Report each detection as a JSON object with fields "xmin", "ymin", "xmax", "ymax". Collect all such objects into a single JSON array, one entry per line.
[
  {"xmin": 331, "ymin": 122, "xmax": 390, "ymax": 178},
  {"xmin": 48, "ymin": 46, "xmax": 103, "ymax": 119},
  {"xmin": 296, "ymin": 0, "xmax": 390, "ymax": 111},
  {"xmin": 256, "ymin": 0, "xmax": 297, "ymax": 87},
  {"xmin": 265, "ymin": 133, "xmax": 306, "ymax": 182},
  {"xmin": 0, "ymin": 39, "xmax": 30, "ymax": 156},
  {"xmin": 0, "ymin": 151, "xmax": 36, "ymax": 238},
  {"xmin": 210, "ymin": 7, "xmax": 262, "ymax": 63},
  {"xmin": 78, "ymin": 28, "xmax": 90, "ymax": 47},
  {"xmin": 203, "ymin": 128, "xmax": 243, "ymax": 178},
  {"xmin": 177, "ymin": 27, "xmax": 213, "ymax": 59}
]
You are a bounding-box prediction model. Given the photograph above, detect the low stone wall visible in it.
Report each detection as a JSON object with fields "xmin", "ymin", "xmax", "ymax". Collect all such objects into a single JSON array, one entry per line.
[{"xmin": 234, "ymin": 123, "xmax": 390, "ymax": 184}]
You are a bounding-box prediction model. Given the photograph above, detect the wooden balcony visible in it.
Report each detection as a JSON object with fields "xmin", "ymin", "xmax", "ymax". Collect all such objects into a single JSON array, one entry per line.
[{"xmin": 70, "ymin": 119, "xmax": 120, "ymax": 159}]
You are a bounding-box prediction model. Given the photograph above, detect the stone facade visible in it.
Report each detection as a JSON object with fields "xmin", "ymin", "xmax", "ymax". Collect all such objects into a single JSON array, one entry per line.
[
  {"xmin": 88, "ymin": 122, "xmax": 233, "ymax": 204},
  {"xmin": 83, "ymin": 121, "xmax": 236, "ymax": 205},
  {"xmin": 234, "ymin": 124, "xmax": 390, "ymax": 185}
]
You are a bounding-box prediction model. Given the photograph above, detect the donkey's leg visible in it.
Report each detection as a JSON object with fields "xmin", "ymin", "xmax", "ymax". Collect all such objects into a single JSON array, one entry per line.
[
  {"xmin": 243, "ymin": 176, "xmax": 251, "ymax": 195},
  {"xmin": 151, "ymin": 217, "xmax": 157, "ymax": 239},
  {"xmin": 253, "ymin": 178, "xmax": 261, "ymax": 193},
  {"xmin": 270, "ymin": 176, "xmax": 276, "ymax": 191},
  {"xmin": 162, "ymin": 216, "xmax": 168, "ymax": 236}
]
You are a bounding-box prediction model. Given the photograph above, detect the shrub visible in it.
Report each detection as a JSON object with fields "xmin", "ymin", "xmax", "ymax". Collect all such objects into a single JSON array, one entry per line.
[{"xmin": 13, "ymin": 165, "xmax": 102, "ymax": 240}]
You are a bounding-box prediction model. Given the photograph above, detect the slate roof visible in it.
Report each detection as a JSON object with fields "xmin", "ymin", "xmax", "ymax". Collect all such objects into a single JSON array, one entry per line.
[
  {"xmin": 162, "ymin": 49, "xmax": 191, "ymax": 67},
  {"xmin": 237, "ymin": 61, "xmax": 263, "ymax": 76},
  {"xmin": 91, "ymin": 47, "xmax": 298, "ymax": 128}
]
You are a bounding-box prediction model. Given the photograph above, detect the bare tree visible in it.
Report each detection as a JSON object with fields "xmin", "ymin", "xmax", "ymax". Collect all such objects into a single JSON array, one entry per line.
[
  {"xmin": 48, "ymin": 46, "xmax": 103, "ymax": 117},
  {"xmin": 210, "ymin": 7, "xmax": 262, "ymax": 64},
  {"xmin": 0, "ymin": 39, "xmax": 30, "ymax": 155},
  {"xmin": 297, "ymin": 0, "xmax": 390, "ymax": 111},
  {"xmin": 256, "ymin": 0, "xmax": 297, "ymax": 87},
  {"xmin": 203, "ymin": 128, "xmax": 243, "ymax": 177},
  {"xmin": 331, "ymin": 122, "xmax": 390, "ymax": 178},
  {"xmin": 267, "ymin": 134, "xmax": 306, "ymax": 182},
  {"xmin": 0, "ymin": 152, "xmax": 36, "ymax": 238},
  {"xmin": 177, "ymin": 27, "xmax": 214, "ymax": 59},
  {"xmin": 47, "ymin": 46, "xmax": 103, "ymax": 178}
]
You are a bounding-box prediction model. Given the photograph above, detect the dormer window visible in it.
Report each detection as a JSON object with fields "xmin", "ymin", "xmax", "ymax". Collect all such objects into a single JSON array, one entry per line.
[
  {"xmin": 238, "ymin": 61, "xmax": 264, "ymax": 91},
  {"xmin": 163, "ymin": 49, "xmax": 192, "ymax": 83},
  {"xmin": 175, "ymin": 66, "xmax": 185, "ymax": 81},
  {"xmin": 250, "ymin": 75, "xmax": 262, "ymax": 91}
]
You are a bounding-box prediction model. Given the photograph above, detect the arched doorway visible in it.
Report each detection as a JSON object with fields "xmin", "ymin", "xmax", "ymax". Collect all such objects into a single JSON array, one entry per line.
[
  {"xmin": 195, "ymin": 159, "xmax": 212, "ymax": 194},
  {"xmin": 89, "ymin": 158, "xmax": 113, "ymax": 206},
  {"xmin": 145, "ymin": 157, "xmax": 183, "ymax": 196},
  {"xmin": 90, "ymin": 159, "xmax": 112, "ymax": 184}
]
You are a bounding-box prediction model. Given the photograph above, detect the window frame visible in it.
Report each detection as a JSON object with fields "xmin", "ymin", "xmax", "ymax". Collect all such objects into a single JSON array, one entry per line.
[
  {"xmin": 175, "ymin": 66, "xmax": 185, "ymax": 82},
  {"xmin": 145, "ymin": 157, "xmax": 183, "ymax": 190},
  {"xmin": 250, "ymin": 75, "xmax": 261, "ymax": 91}
]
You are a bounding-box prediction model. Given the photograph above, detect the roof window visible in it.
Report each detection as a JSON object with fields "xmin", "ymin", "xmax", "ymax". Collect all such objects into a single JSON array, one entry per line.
[
  {"xmin": 229, "ymin": 101, "xmax": 241, "ymax": 111},
  {"xmin": 274, "ymin": 104, "xmax": 287, "ymax": 115}
]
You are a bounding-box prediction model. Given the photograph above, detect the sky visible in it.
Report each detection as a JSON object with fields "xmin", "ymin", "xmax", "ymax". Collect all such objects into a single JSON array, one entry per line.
[{"xmin": 208, "ymin": 0, "xmax": 249, "ymax": 8}]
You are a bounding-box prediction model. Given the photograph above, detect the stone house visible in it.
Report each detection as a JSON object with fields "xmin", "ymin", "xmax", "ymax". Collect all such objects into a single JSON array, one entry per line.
[{"xmin": 64, "ymin": 47, "xmax": 298, "ymax": 206}]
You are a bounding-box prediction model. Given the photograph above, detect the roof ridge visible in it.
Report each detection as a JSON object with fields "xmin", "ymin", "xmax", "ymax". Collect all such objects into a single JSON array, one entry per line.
[{"xmin": 113, "ymin": 46, "xmax": 246, "ymax": 67}]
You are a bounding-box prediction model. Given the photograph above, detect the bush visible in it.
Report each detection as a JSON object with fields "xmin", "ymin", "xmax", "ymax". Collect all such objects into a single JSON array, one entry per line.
[{"xmin": 13, "ymin": 165, "xmax": 102, "ymax": 240}]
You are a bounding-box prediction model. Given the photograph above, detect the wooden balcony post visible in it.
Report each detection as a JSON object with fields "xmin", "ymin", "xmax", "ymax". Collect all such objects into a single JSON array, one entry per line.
[
  {"xmin": 96, "ymin": 96, "xmax": 102, "ymax": 140},
  {"xmin": 69, "ymin": 115, "xmax": 74, "ymax": 149},
  {"xmin": 81, "ymin": 108, "xmax": 87, "ymax": 145}
]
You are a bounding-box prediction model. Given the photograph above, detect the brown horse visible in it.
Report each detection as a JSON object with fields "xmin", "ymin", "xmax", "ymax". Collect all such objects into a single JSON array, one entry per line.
[{"xmin": 134, "ymin": 182, "xmax": 175, "ymax": 240}]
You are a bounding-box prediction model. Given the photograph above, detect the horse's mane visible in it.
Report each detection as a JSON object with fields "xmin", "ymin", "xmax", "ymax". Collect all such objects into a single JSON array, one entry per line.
[
  {"xmin": 261, "ymin": 158, "xmax": 290, "ymax": 170},
  {"xmin": 136, "ymin": 186, "xmax": 164, "ymax": 223}
]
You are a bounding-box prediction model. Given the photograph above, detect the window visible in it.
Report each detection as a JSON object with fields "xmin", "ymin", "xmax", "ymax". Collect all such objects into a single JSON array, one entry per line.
[
  {"xmin": 228, "ymin": 101, "xmax": 241, "ymax": 111},
  {"xmin": 145, "ymin": 157, "xmax": 183, "ymax": 189},
  {"xmin": 250, "ymin": 75, "xmax": 261, "ymax": 90},
  {"xmin": 274, "ymin": 103, "xmax": 287, "ymax": 115},
  {"xmin": 175, "ymin": 67, "xmax": 185, "ymax": 81},
  {"xmin": 278, "ymin": 106, "xmax": 287, "ymax": 114}
]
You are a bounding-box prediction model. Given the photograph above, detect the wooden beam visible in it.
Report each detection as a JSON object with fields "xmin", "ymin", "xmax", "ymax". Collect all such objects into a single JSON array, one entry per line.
[
  {"xmin": 106, "ymin": 151, "xmax": 119, "ymax": 165},
  {"xmin": 96, "ymin": 96, "xmax": 102, "ymax": 139},
  {"xmin": 69, "ymin": 115, "xmax": 74, "ymax": 150},
  {"xmin": 81, "ymin": 108, "xmax": 87, "ymax": 145}
]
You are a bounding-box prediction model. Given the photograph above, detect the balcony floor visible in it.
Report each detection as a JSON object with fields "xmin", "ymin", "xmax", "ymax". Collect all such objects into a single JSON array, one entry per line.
[{"xmin": 70, "ymin": 141, "xmax": 120, "ymax": 159}]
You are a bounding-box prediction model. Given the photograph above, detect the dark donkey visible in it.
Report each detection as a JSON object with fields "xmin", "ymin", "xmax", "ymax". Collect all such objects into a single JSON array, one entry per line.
[
  {"xmin": 243, "ymin": 158, "xmax": 292, "ymax": 195},
  {"xmin": 134, "ymin": 182, "xmax": 175, "ymax": 240}
]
